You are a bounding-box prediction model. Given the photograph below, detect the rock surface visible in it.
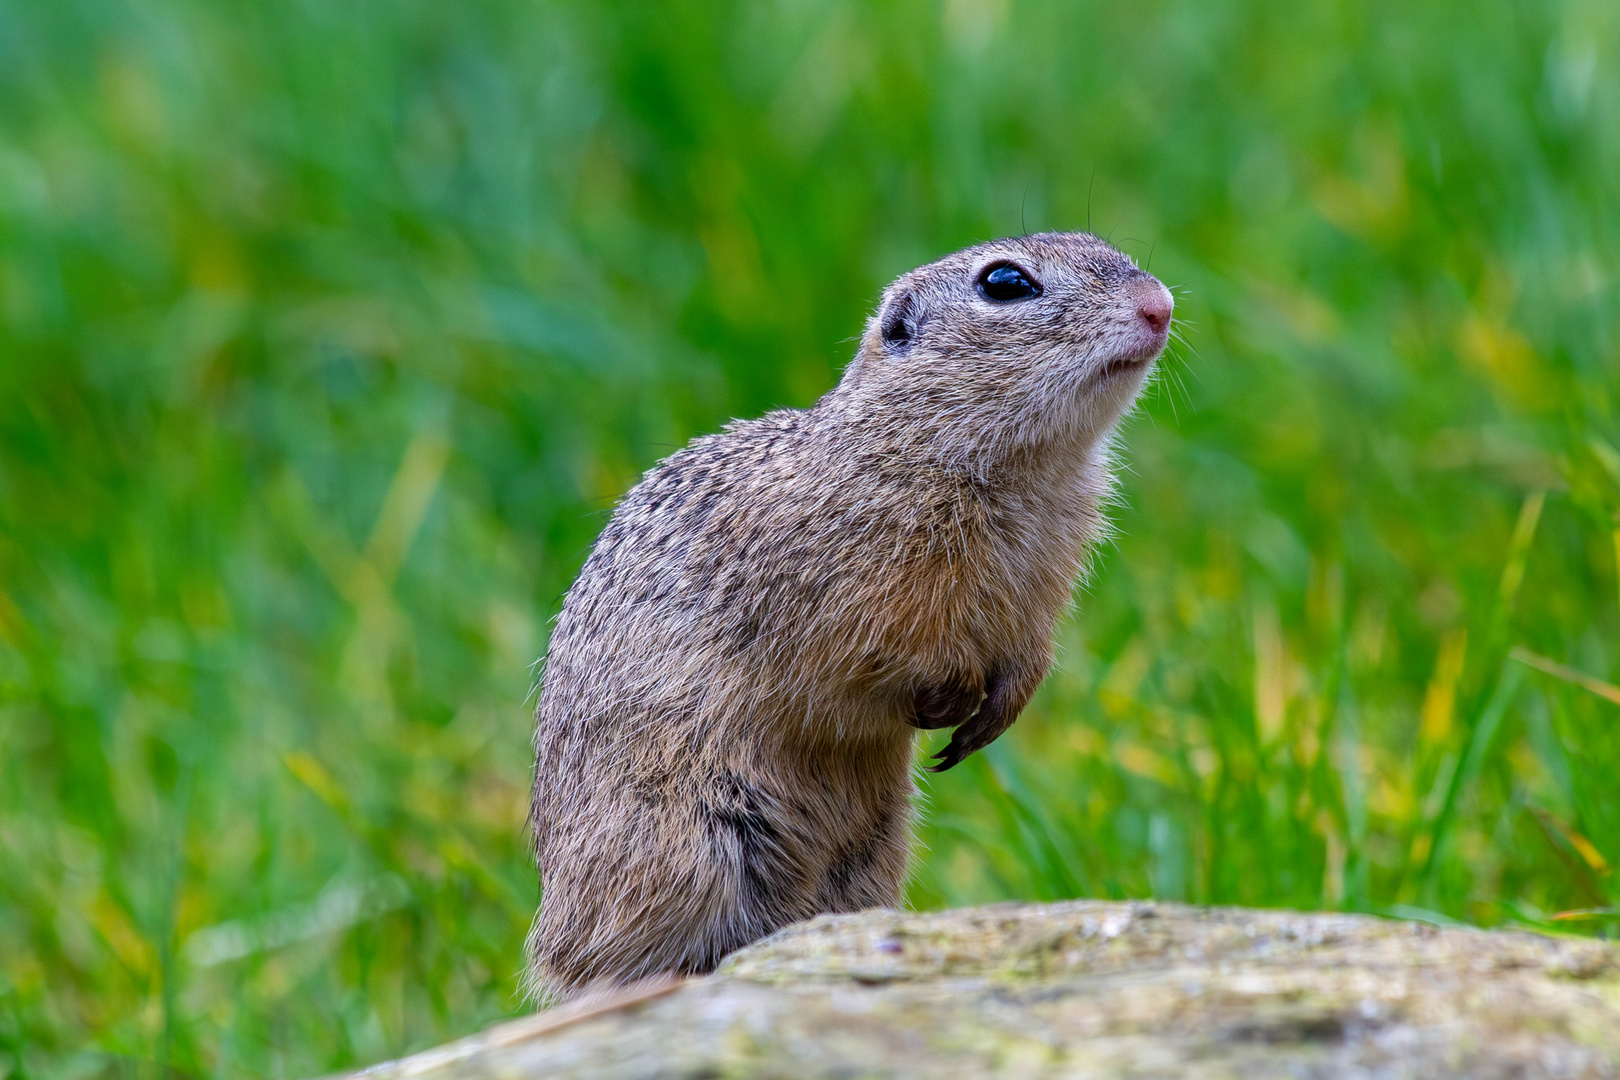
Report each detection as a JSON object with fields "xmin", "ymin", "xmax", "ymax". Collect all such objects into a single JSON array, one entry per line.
[{"xmin": 345, "ymin": 901, "xmax": 1620, "ymax": 1079}]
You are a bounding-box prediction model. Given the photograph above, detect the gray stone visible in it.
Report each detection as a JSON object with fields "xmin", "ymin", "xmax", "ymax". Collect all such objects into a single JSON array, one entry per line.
[{"xmin": 342, "ymin": 901, "xmax": 1620, "ymax": 1079}]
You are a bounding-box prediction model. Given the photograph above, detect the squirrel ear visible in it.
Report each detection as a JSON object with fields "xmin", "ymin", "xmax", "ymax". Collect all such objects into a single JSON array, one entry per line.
[{"xmin": 880, "ymin": 291, "xmax": 919, "ymax": 352}]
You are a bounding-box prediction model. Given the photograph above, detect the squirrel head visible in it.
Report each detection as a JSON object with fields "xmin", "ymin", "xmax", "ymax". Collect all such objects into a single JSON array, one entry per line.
[{"xmin": 833, "ymin": 232, "xmax": 1174, "ymax": 470}]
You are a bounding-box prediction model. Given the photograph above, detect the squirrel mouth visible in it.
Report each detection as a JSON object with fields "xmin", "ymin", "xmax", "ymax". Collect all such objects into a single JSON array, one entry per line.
[
  {"xmin": 1094, "ymin": 326, "xmax": 1169, "ymax": 381},
  {"xmin": 1095, "ymin": 351, "xmax": 1159, "ymax": 382}
]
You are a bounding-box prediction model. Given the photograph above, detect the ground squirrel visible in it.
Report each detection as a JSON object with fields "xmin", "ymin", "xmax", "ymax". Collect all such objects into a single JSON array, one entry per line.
[{"xmin": 528, "ymin": 231, "xmax": 1174, "ymax": 997}]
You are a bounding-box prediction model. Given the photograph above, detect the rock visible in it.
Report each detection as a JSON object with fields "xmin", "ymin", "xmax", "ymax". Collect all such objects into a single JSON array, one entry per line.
[{"xmin": 343, "ymin": 901, "xmax": 1620, "ymax": 1079}]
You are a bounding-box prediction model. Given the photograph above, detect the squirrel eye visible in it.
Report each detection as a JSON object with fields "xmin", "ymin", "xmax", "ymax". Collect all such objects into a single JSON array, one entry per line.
[{"xmin": 976, "ymin": 262, "xmax": 1042, "ymax": 302}]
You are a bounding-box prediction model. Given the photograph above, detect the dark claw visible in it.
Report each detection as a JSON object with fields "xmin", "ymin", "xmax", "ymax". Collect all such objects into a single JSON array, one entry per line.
[
  {"xmin": 926, "ymin": 718, "xmax": 994, "ymax": 771},
  {"xmin": 924, "ymin": 676, "xmax": 1016, "ymax": 772},
  {"xmin": 924, "ymin": 721, "xmax": 981, "ymax": 773}
]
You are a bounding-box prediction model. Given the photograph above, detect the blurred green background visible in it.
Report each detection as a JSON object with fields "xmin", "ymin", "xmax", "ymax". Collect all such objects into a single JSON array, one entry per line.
[{"xmin": 1, "ymin": 0, "xmax": 1617, "ymax": 1075}]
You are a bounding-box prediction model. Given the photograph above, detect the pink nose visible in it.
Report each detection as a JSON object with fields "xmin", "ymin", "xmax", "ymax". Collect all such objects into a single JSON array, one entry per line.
[{"xmin": 1131, "ymin": 277, "xmax": 1173, "ymax": 333}]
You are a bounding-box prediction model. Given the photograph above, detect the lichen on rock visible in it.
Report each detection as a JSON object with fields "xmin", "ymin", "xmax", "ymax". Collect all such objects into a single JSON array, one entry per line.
[{"xmin": 342, "ymin": 901, "xmax": 1620, "ymax": 1079}]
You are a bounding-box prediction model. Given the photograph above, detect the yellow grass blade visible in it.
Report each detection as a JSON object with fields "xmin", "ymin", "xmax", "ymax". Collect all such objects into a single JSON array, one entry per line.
[{"xmin": 1509, "ymin": 647, "xmax": 1620, "ymax": 708}]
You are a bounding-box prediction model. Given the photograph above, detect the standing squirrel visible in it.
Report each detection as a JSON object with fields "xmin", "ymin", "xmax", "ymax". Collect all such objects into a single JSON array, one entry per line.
[{"xmin": 528, "ymin": 231, "xmax": 1174, "ymax": 997}]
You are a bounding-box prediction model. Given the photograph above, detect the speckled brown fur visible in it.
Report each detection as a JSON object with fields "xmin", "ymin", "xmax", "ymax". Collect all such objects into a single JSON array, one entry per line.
[{"xmin": 528, "ymin": 232, "xmax": 1174, "ymax": 997}]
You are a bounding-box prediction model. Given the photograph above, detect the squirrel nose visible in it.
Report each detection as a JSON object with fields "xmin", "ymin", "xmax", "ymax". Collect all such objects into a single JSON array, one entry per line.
[{"xmin": 1131, "ymin": 278, "xmax": 1174, "ymax": 333}]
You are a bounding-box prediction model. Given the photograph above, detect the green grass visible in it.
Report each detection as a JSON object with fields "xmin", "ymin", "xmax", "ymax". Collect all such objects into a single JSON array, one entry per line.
[{"xmin": 1, "ymin": 0, "xmax": 1617, "ymax": 1076}]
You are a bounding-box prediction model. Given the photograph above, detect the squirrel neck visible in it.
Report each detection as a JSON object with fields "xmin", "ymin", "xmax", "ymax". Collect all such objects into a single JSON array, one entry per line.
[{"xmin": 810, "ymin": 376, "xmax": 1117, "ymax": 499}]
